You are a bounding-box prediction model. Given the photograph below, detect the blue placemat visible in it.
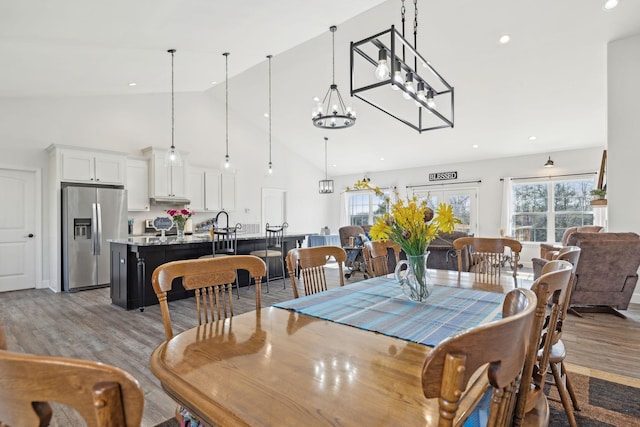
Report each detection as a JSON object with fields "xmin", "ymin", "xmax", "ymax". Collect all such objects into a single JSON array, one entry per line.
[{"xmin": 274, "ymin": 276, "xmax": 504, "ymax": 347}]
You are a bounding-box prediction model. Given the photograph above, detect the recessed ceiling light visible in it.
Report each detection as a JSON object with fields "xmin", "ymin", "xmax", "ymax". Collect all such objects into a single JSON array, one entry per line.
[
  {"xmin": 529, "ymin": 136, "xmax": 537, "ymax": 141},
  {"xmin": 332, "ymin": 164, "xmax": 337, "ymax": 167},
  {"xmin": 264, "ymin": 113, "xmax": 269, "ymax": 118},
  {"xmin": 128, "ymin": 82, "xmax": 137, "ymax": 87},
  {"xmin": 313, "ymin": 96, "xmax": 320, "ymax": 102},
  {"xmin": 472, "ymin": 144, "xmax": 479, "ymax": 149},
  {"xmin": 210, "ymin": 81, "xmax": 217, "ymax": 85},
  {"xmin": 380, "ymin": 157, "xmax": 385, "ymax": 161},
  {"xmin": 603, "ymin": 0, "xmax": 619, "ymax": 10},
  {"xmin": 499, "ymin": 34, "xmax": 511, "ymax": 44}
]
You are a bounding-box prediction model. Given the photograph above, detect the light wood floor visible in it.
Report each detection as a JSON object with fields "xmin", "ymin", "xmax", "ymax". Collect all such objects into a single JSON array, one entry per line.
[{"xmin": 1, "ymin": 269, "xmax": 639, "ymax": 426}]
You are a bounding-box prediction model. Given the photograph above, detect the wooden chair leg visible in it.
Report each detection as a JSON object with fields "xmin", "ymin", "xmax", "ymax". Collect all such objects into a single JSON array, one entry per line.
[
  {"xmin": 550, "ymin": 362, "xmax": 578, "ymax": 427},
  {"xmin": 561, "ymin": 361, "xmax": 580, "ymax": 411}
]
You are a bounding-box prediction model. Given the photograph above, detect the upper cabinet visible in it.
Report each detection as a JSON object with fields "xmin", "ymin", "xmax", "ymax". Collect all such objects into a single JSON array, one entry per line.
[
  {"xmin": 52, "ymin": 146, "xmax": 126, "ymax": 185},
  {"xmin": 187, "ymin": 166, "xmax": 221, "ymax": 212},
  {"xmin": 126, "ymin": 159, "xmax": 150, "ymax": 211},
  {"xmin": 143, "ymin": 147, "xmax": 188, "ymax": 200}
]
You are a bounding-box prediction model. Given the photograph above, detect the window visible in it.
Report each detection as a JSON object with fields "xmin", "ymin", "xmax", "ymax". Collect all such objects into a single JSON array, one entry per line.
[
  {"xmin": 511, "ymin": 177, "xmax": 595, "ymax": 242},
  {"xmin": 348, "ymin": 190, "xmax": 390, "ymax": 226},
  {"xmin": 413, "ymin": 187, "xmax": 478, "ymax": 235}
]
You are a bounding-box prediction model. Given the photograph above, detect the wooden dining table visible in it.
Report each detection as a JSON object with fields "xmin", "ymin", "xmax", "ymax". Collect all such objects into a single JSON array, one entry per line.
[{"xmin": 149, "ymin": 269, "xmax": 521, "ymax": 426}]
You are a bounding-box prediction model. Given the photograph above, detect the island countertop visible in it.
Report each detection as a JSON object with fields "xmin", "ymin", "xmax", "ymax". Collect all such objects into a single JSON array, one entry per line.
[{"xmin": 108, "ymin": 231, "xmax": 314, "ymax": 246}]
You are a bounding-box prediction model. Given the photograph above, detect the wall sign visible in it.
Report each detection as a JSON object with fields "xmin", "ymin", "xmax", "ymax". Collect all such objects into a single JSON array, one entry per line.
[{"xmin": 429, "ymin": 171, "xmax": 458, "ymax": 181}]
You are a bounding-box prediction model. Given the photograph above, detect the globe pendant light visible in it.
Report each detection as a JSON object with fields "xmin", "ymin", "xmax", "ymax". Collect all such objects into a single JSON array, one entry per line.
[
  {"xmin": 319, "ymin": 137, "xmax": 334, "ymax": 194},
  {"xmin": 223, "ymin": 52, "xmax": 231, "ymax": 169},
  {"xmin": 164, "ymin": 49, "xmax": 182, "ymax": 166},
  {"xmin": 312, "ymin": 26, "xmax": 356, "ymax": 129}
]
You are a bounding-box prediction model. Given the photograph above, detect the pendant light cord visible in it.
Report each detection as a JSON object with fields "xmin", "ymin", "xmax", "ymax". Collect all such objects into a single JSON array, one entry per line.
[
  {"xmin": 331, "ymin": 26, "xmax": 336, "ymax": 85},
  {"xmin": 224, "ymin": 52, "xmax": 230, "ymax": 159},
  {"xmin": 324, "ymin": 137, "xmax": 329, "ymax": 180},
  {"xmin": 268, "ymin": 55, "xmax": 272, "ymax": 165},
  {"xmin": 170, "ymin": 49, "xmax": 175, "ymax": 150}
]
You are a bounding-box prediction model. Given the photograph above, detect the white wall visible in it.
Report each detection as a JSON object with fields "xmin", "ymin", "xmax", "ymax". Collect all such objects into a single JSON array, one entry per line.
[
  {"xmin": 0, "ymin": 91, "xmax": 328, "ymax": 290},
  {"xmin": 330, "ymin": 147, "xmax": 604, "ymax": 267},
  {"xmin": 608, "ymin": 33, "xmax": 640, "ymax": 303}
]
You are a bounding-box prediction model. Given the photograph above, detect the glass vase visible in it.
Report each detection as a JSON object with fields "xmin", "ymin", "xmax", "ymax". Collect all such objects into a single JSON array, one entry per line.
[
  {"xmin": 394, "ymin": 252, "xmax": 432, "ymax": 302},
  {"xmin": 175, "ymin": 220, "xmax": 185, "ymax": 239}
]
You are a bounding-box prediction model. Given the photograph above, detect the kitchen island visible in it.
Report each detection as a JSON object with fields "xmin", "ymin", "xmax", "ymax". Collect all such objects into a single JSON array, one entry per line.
[{"xmin": 109, "ymin": 232, "xmax": 311, "ymax": 311}]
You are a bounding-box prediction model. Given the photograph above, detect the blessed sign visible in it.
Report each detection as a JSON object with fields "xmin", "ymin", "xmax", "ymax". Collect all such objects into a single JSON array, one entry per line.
[{"xmin": 429, "ymin": 171, "xmax": 458, "ymax": 181}]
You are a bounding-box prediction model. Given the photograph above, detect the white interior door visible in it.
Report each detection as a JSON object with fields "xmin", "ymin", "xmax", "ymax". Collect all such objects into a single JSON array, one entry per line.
[
  {"xmin": 0, "ymin": 168, "xmax": 37, "ymax": 292},
  {"xmin": 413, "ymin": 187, "xmax": 478, "ymax": 235},
  {"xmin": 261, "ymin": 188, "xmax": 286, "ymax": 227}
]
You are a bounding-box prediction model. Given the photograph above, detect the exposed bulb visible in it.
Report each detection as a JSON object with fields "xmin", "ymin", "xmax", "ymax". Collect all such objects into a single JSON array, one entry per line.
[
  {"xmin": 170, "ymin": 150, "xmax": 176, "ymax": 161},
  {"xmin": 426, "ymin": 89, "xmax": 436, "ymax": 108},
  {"xmin": 392, "ymin": 61, "xmax": 404, "ymax": 90},
  {"xmin": 416, "ymin": 81, "xmax": 427, "ymax": 107},
  {"xmin": 402, "ymin": 73, "xmax": 415, "ymax": 100},
  {"xmin": 268, "ymin": 162, "xmax": 273, "ymax": 174},
  {"xmin": 224, "ymin": 155, "xmax": 230, "ymax": 169},
  {"xmin": 375, "ymin": 49, "xmax": 390, "ymax": 81}
]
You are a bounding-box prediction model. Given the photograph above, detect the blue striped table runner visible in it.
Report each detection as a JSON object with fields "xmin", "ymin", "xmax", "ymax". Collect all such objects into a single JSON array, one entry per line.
[{"xmin": 274, "ymin": 276, "xmax": 505, "ymax": 347}]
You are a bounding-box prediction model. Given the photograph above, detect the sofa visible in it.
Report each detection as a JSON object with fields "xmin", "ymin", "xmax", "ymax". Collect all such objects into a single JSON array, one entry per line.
[{"xmin": 541, "ymin": 232, "xmax": 640, "ymax": 317}]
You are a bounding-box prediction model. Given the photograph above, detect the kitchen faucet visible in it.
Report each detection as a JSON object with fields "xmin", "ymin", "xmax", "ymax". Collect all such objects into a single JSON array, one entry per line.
[{"xmin": 214, "ymin": 210, "xmax": 229, "ymax": 230}]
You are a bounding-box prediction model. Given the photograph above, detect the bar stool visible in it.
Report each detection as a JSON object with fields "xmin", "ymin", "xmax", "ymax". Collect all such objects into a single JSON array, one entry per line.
[
  {"xmin": 250, "ymin": 222, "xmax": 288, "ymax": 292},
  {"xmin": 199, "ymin": 223, "xmax": 241, "ymax": 298}
]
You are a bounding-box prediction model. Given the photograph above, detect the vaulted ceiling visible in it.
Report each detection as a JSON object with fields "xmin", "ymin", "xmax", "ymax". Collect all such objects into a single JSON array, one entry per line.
[{"xmin": 2, "ymin": 0, "xmax": 640, "ymax": 175}]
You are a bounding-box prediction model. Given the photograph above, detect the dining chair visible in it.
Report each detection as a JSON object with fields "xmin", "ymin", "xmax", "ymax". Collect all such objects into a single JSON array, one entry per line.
[
  {"xmin": 249, "ymin": 222, "xmax": 288, "ymax": 292},
  {"xmin": 151, "ymin": 255, "xmax": 266, "ymax": 340},
  {"xmin": 453, "ymin": 237, "xmax": 522, "ymax": 285},
  {"xmin": 285, "ymin": 246, "xmax": 346, "ymax": 298},
  {"xmin": 362, "ymin": 240, "xmax": 401, "ymax": 278},
  {"xmin": 513, "ymin": 260, "xmax": 573, "ymax": 427},
  {"xmin": 0, "ymin": 345, "xmax": 144, "ymax": 427},
  {"xmin": 199, "ymin": 224, "xmax": 241, "ymax": 298},
  {"xmin": 421, "ymin": 287, "xmax": 537, "ymax": 427},
  {"xmin": 542, "ymin": 249, "xmax": 582, "ymax": 427}
]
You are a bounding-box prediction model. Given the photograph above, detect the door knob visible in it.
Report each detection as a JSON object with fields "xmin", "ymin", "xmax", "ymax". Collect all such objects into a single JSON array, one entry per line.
[{"xmin": 25, "ymin": 233, "xmax": 34, "ymax": 238}]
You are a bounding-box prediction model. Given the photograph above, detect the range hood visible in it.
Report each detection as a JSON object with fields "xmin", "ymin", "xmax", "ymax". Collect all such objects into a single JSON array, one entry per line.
[{"xmin": 150, "ymin": 196, "xmax": 191, "ymax": 205}]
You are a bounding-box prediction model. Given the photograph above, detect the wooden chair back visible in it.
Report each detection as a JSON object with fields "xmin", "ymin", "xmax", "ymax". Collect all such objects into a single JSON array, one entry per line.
[
  {"xmin": 362, "ymin": 240, "xmax": 401, "ymax": 278},
  {"xmin": 0, "ymin": 349, "xmax": 144, "ymax": 427},
  {"xmin": 453, "ymin": 237, "xmax": 522, "ymax": 284},
  {"xmin": 152, "ymin": 255, "xmax": 266, "ymax": 340},
  {"xmin": 421, "ymin": 287, "xmax": 536, "ymax": 427},
  {"xmin": 286, "ymin": 246, "xmax": 346, "ymax": 298},
  {"xmin": 552, "ymin": 246, "xmax": 581, "ymax": 336},
  {"xmin": 513, "ymin": 260, "xmax": 573, "ymax": 426}
]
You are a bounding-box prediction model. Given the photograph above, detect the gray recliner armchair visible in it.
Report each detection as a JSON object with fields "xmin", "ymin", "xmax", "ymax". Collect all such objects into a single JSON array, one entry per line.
[{"xmin": 538, "ymin": 232, "xmax": 640, "ymax": 318}]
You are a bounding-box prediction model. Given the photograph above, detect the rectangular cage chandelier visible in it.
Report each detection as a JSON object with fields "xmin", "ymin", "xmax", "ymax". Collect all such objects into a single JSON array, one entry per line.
[{"xmin": 349, "ymin": 1, "xmax": 454, "ymax": 133}]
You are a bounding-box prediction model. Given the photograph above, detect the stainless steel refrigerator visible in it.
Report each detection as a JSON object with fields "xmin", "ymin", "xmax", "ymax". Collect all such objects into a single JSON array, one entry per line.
[{"xmin": 62, "ymin": 185, "xmax": 127, "ymax": 291}]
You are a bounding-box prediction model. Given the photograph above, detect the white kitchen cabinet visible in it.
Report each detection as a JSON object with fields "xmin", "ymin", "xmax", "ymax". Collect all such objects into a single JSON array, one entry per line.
[
  {"xmin": 187, "ymin": 166, "xmax": 221, "ymax": 212},
  {"xmin": 143, "ymin": 147, "xmax": 187, "ymax": 200},
  {"xmin": 59, "ymin": 148, "xmax": 125, "ymax": 184},
  {"xmin": 126, "ymin": 159, "xmax": 150, "ymax": 211},
  {"xmin": 221, "ymin": 173, "xmax": 236, "ymax": 211}
]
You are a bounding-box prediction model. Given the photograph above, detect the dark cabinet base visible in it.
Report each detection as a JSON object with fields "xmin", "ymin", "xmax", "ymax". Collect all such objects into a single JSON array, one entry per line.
[{"xmin": 110, "ymin": 235, "xmax": 308, "ymax": 311}]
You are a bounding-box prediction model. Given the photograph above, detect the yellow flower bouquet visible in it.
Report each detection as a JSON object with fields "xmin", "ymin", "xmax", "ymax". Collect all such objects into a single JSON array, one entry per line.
[
  {"xmin": 369, "ymin": 196, "xmax": 459, "ymax": 256},
  {"xmin": 369, "ymin": 196, "xmax": 459, "ymax": 301}
]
